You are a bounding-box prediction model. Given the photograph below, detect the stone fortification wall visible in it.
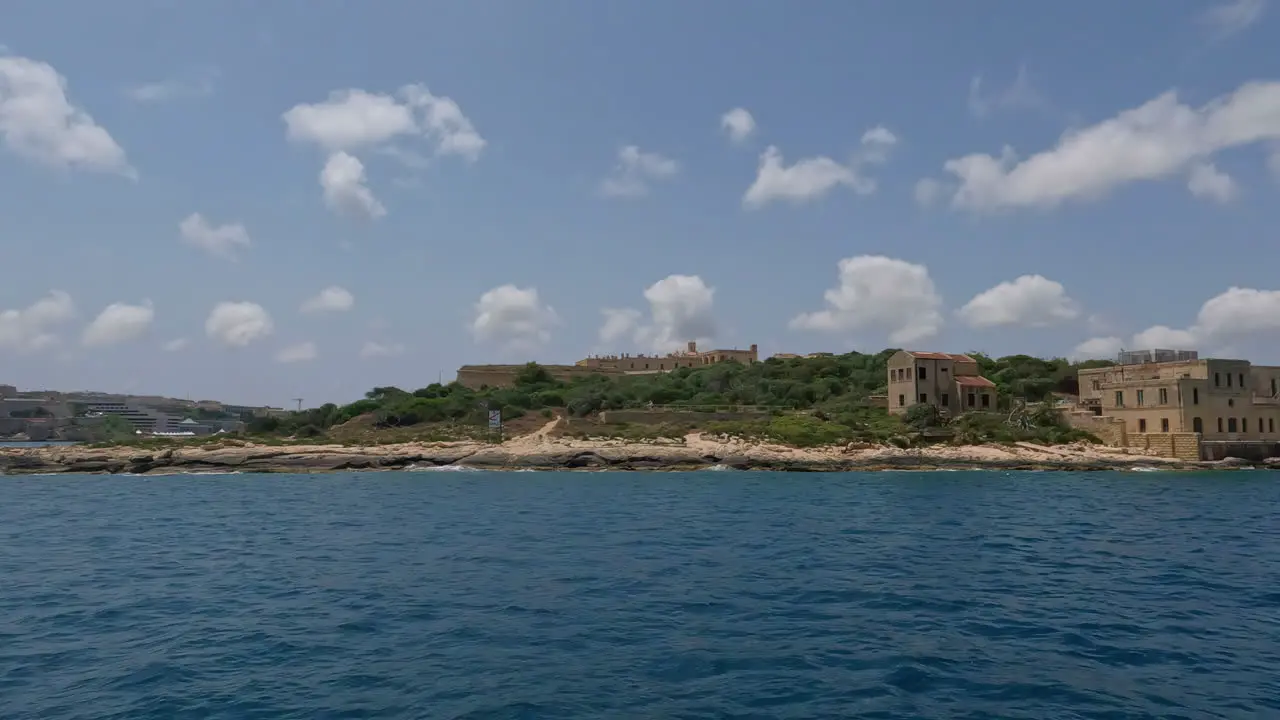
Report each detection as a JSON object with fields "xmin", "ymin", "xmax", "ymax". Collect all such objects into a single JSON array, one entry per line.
[{"xmin": 1124, "ymin": 433, "xmax": 1202, "ymax": 461}]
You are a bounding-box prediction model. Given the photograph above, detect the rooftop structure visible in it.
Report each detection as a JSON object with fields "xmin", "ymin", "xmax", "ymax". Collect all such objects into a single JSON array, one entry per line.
[{"xmin": 1116, "ymin": 348, "xmax": 1198, "ymax": 366}]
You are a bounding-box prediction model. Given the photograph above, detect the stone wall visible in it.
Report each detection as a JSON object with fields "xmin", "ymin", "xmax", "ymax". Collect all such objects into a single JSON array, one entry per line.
[
  {"xmin": 1201, "ymin": 441, "xmax": 1280, "ymax": 462},
  {"xmin": 1124, "ymin": 432, "xmax": 1202, "ymax": 461},
  {"xmin": 1065, "ymin": 411, "xmax": 1127, "ymax": 446}
]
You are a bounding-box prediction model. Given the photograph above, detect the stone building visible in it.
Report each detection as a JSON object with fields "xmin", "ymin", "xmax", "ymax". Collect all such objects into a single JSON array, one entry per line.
[
  {"xmin": 886, "ymin": 350, "xmax": 997, "ymax": 416},
  {"xmin": 1078, "ymin": 356, "xmax": 1280, "ymax": 442}
]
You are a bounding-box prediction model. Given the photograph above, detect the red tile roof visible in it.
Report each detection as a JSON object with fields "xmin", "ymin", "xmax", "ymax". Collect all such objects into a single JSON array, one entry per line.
[
  {"xmin": 905, "ymin": 351, "xmax": 977, "ymax": 362},
  {"xmin": 954, "ymin": 375, "xmax": 996, "ymax": 388}
]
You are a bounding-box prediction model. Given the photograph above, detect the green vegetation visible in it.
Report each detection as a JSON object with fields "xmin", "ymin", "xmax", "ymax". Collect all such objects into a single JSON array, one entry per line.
[{"xmin": 222, "ymin": 350, "xmax": 1108, "ymax": 447}]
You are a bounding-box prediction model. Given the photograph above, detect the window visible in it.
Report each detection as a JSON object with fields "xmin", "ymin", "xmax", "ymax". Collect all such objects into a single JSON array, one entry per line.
[
  {"xmin": 659, "ymin": 363, "xmax": 664, "ymax": 370},
  {"xmin": 1159, "ymin": 388, "xmax": 1168, "ymax": 405},
  {"xmin": 1218, "ymin": 418, "xmax": 1224, "ymax": 432},
  {"xmin": 1092, "ymin": 380, "xmax": 1101, "ymax": 391},
  {"xmin": 1193, "ymin": 417, "xmax": 1203, "ymax": 433},
  {"xmin": 1271, "ymin": 418, "xmax": 1275, "ymax": 433},
  {"xmin": 1215, "ymin": 372, "xmax": 1221, "ymax": 387},
  {"xmin": 1137, "ymin": 390, "xmax": 1145, "ymax": 406},
  {"xmin": 967, "ymin": 392, "xmax": 976, "ymax": 407},
  {"xmin": 919, "ymin": 393, "xmax": 928, "ymax": 404},
  {"xmin": 1273, "ymin": 379, "xmax": 1278, "ymax": 396},
  {"xmin": 918, "ymin": 366, "xmax": 927, "ymax": 380},
  {"xmin": 941, "ymin": 393, "xmax": 949, "ymax": 407},
  {"xmin": 1227, "ymin": 373, "xmax": 1233, "ymax": 388},
  {"xmin": 981, "ymin": 394, "xmax": 991, "ymax": 408},
  {"xmin": 1139, "ymin": 419, "xmax": 1147, "ymax": 432},
  {"xmin": 644, "ymin": 363, "xmax": 649, "ymax": 369},
  {"xmin": 1114, "ymin": 390, "xmax": 1124, "ymax": 407},
  {"xmin": 898, "ymin": 394, "xmax": 905, "ymax": 407},
  {"xmin": 940, "ymin": 367, "xmax": 949, "ymax": 373},
  {"xmin": 1242, "ymin": 418, "xmax": 1248, "ymax": 433},
  {"xmin": 1161, "ymin": 418, "xmax": 1169, "ymax": 432},
  {"xmin": 1228, "ymin": 398, "xmax": 1235, "ymax": 408},
  {"xmin": 1228, "ymin": 418, "xmax": 1238, "ymax": 432},
  {"xmin": 1193, "ymin": 388, "xmax": 1199, "ymax": 405},
  {"xmin": 1239, "ymin": 373, "xmax": 1245, "ymax": 388}
]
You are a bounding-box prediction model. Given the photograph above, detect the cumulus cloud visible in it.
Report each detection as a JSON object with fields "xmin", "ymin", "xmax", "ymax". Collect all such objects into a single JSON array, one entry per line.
[
  {"xmin": 282, "ymin": 84, "xmax": 484, "ymax": 160},
  {"xmin": 0, "ymin": 290, "xmax": 75, "ymax": 353},
  {"xmin": 205, "ymin": 302, "xmax": 274, "ymax": 347},
  {"xmin": 743, "ymin": 127, "xmax": 897, "ymax": 208},
  {"xmin": 179, "ymin": 212, "xmax": 251, "ymax": 260},
  {"xmin": 929, "ymin": 80, "xmax": 1280, "ymax": 212},
  {"xmin": 162, "ymin": 338, "xmax": 189, "ymax": 352},
  {"xmin": 790, "ymin": 256, "xmax": 942, "ymax": 344},
  {"xmin": 82, "ymin": 301, "xmax": 154, "ymax": 347},
  {"xmin": 1130, "ymin": 287, "xmax": 1280, "ymax": 351},
  {"xmin": 1186, "ymin": 162, "xmax": 1238, "ymax": 203},
  {"xmin": 1070, "ymin": 336, "xmax": 1124, "ymax": 361},
  {"xmin": 320, "ymin": 151, "xmax": 385, "ymax": 219},
  {"xmin": 1201, "ymin": 0, "xmax": 1266, "ymax": 39},
  {"xmin": 596, "ymin": 275, "xmax": 718, "ymax": 353},
  {"xmin": 0, "ymin": 53, "xmax": 134, "ymax": 176},
  {"xmin": 720, "ymin": 107, "xmax": 756, "ymax": 143},
  {"xmin": 276, "ymin": 341, "xmax": 317, "ymax": 364},
  {"xmin": 470, "ymin": 285, "xmax": 559, "ymax": 350},
  {"xmin": 957, "ymin": 275, "xmax": 1080, "ymax": 329},
  {"xmin": 359, "ymin": 341, "xmax": 405, "ymax": 358},
  {"xmin": 599, "ymin": 145, "xmax": 680, "ymax": 198},
  {"xmin": 301, "ymin": 286, "xmax": 355, "ymax": 313}
]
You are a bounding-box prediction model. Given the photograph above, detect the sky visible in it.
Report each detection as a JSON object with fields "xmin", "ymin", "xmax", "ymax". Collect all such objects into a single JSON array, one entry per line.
[{"xmin": 2, "ymin": 0, "xmax": 1280, "ymax": 406}]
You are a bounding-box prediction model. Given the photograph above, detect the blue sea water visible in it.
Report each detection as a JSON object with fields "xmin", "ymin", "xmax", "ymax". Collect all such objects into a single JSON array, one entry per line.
[{"xmin": 1, "ymin": 470, "xmax": 1278, "ymax": 719}]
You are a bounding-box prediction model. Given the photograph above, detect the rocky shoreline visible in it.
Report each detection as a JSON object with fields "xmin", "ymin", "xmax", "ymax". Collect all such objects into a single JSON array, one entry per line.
[{"xmin": 0, "ymin": 433, "xmax": 1252, "ymax": 475}]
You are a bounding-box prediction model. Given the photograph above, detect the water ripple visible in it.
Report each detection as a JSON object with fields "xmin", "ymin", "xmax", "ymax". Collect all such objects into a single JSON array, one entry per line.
[{"xmin": 1, "ymin": 470, "xmax": 1278, "ymax": 718}]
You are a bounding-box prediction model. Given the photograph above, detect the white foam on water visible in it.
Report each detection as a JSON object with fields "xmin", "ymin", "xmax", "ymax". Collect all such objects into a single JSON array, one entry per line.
[{"xmin": 404, "ymin": 464, "xmax": 481, "ymax": 472}]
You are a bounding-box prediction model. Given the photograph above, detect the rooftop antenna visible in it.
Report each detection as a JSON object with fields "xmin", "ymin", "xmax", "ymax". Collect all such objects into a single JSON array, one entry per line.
[{"xmin": 292, "ymin": 397, "xmax": 303, "ymax": 412}]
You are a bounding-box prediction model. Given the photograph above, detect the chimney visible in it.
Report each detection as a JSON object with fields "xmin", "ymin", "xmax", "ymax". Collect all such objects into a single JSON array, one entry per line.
[{"xmin": 687, "ymin": 341, "xmax": 697, "ymax": 354}]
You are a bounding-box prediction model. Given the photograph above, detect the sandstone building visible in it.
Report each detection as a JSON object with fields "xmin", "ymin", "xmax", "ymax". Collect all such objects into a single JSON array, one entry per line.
[
  {"xmin": 886, "ymin": 350, "xmax": 997, "ymax": 416},
  {"xmin": 1078, "ymin": 354, "xmax": 1280, "ymax": 443}
]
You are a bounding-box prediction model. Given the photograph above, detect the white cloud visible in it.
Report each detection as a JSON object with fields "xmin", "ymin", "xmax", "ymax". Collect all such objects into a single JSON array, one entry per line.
[
  {"xmin": 301, "ymin": 286, "xmax": 355, "ymax": 313},
  {"xmin": 597, "ymin": 275, "xmax": 719, "ymax": 353},
  {"xmin": 179, "ymin": 212, "xmax": 251, "ymax": 260},
  {"xmin": 320, "ymin": 151, "xmax": 385, "ymax": 220},
  {"xmin": 276, "ymin": 341, "xmax": 317, "ymax": 364},
  {"xmin": 1201, "ymin": 0, "xmax": 1266, "ymax": 38},
  {"xmin": 0, "ymin": 53, "xmax": 133, "ymax": 176},
  {"xmin": 1071, "ymin": 336, "xmax": 1124, "ymax": 361},
  {"xmin": 598, "ymin": 308, "xmax": 643, "ymax": 345},
  {"xmin": 1187, "ymin": 162, "xmax": 1238, "ymax": 203},
  {"xmin": 599, "ymin": 145, "xmax": 679, "ymax": 198},
  {"xmin": 470, "ymin": 285, "xmax": 559, "ymax": 349},
  {"xmin": 205, "ymin": 302, "xmax": 274, "ymax": 347},
  {"xmin": 126, "ymin": 68, "xmax": 217, "ymax": 103},
  {"xmin": 0, "ymin": 290, "xmax": 75, "ymax": 353},
  {"xmin": 282, "ymin": 84, "xmax": 484, "ymax": 159},
  {"xmin": 790, "ymin": 256, "xmax": 943, "ymax": 344},
  {"xmin": 743, "ymin": 129, "xmax": 896, "ymax": 208},
  {"xmin": 162, "ymin": 338, "xmax": 189, "ymax": 352},
  {"xmin": 720, "ymin": 107, "xmax": 756, "ymax": 143},
  {"xmin": 1131, "ymin": 325, "xmax": 1199, "ymax": 349},
  {"xmin": 82, "ymin": 301, "xmax": 154, "ymax": 347},
  {"xmin": 957, "ymin": 274, "xmax": 1080, "ymax": 329},
  {"xmin": 1130, "ymin": 287, "xmax": 1280, "ymax": 351},
  {"xmin": 359, "ymin": 341, "xmax": 405, "ymax": 359},
  {"xmin": 934, "ymin": 80, "xmax": 1280, "ymax": 212},
  {"xmin": 968, "ymin": 65, "xmax": 1046, "ymax": 119}
]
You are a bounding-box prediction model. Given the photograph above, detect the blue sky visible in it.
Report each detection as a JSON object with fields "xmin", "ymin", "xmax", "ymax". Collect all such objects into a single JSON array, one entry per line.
[{"xmin": 2, "ymin": 0, "xmax": 1280, "ymax": 406}]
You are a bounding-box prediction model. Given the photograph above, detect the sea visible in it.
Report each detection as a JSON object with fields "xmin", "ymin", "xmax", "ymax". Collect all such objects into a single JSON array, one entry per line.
[{"xmin": 1, "ymin": 470, "xmax": 1277, "ymax": 719}]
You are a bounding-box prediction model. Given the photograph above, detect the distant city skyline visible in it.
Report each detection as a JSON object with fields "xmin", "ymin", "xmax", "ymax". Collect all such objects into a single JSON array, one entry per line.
[{"xmin": 3, "ymin": 1, "xmax": 1280, "ymax": 406}]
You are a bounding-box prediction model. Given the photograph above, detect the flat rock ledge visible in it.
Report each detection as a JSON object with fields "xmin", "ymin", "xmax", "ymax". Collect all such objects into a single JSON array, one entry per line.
[{"xmin": 1, "ymin": 443, "xmax": 1254, "ymax": 475}]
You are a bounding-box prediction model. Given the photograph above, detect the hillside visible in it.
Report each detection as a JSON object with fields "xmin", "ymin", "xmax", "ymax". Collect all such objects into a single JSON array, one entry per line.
[{"xmin": 238, "ymin": 350, "xmax": 1114, "ymax": 447}]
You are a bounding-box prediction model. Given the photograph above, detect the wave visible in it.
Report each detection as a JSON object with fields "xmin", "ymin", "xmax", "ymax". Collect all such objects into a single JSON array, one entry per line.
[{"xmin": 404, "ymin": 464, "xmax": 482, "ymax": 472}]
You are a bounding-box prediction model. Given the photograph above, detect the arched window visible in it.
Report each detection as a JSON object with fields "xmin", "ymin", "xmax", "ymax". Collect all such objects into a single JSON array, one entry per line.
[{"xmin": 1192, "ymin": 417, "xmax": 1203, "ymax": 433}]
